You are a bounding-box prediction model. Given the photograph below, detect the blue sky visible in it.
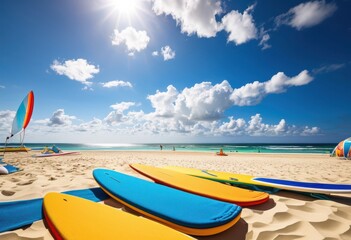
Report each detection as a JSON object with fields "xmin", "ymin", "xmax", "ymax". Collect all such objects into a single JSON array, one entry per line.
[{"xmin": 0, "ymin": 0, "xmax": 350, "ymax": 143}]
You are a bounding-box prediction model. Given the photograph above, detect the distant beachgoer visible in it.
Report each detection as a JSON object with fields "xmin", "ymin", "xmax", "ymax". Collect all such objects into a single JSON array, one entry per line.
[
  {"xmin": 217, "ymin": 148, "xmax": 228, "ymax": 156},
  {"xmin": 160, "ymin": 145, "xmax": 163, "ymax": 150},
  {"xmin": 173, "ymin": 146, "xmax": 175, "ymax": 151}
]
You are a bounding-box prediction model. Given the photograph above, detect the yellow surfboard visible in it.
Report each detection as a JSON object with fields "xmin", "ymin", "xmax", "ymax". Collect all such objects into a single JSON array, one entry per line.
[
  {"xmin": 164, "ymin": 165, "xmax": 260, "ymax": 186},
  {"xmin": 130, "ymin": 164, "xmax": 269, "ymax": 206},
  {"xmin": 43, "ymin": 192, "xmax": 194, "ymax": 240}
]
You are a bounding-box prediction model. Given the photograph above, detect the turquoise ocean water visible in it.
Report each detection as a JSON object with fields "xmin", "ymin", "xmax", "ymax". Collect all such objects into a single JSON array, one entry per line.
[{"xmin": 2, "ymin": 143, "xmax": 335, "ymax": 154}]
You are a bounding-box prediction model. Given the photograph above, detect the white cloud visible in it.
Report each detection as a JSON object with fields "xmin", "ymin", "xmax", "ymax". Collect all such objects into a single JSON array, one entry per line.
[
  {"xmin": 0, "ymin": 110, "xmax": 15, "ymax": 134},
  {"xmin": 112, "ymin": 27, "xmax": 150, "ymax": 54},
  {"xmin": 231, "ymin": 70, "xmax": 313, "ymax": 106},
  {"xmin": 110, "ymin": 102, "xmax": 136, "ymax": 112},
  {"xmin": 152, "ymin": 1, "xmax": 264, "ymax": 47},
  {"xmin": 161, "ymin": 46, "xmax": 176, "ymax": 61},
  {"xmin": 221, "ymin": 5, "xmax": 257, "ymax": 45},
  {"xmin": 75, "ymin": 118, "xmax": 104, "ymax": 133},
  {"xmin": 152, "ymin": 0, "xmax": 222, "ymax": 38},
  {"xmin": 218, "ymin": 116, "xmax": 246, "ymax": 135},
  {"xmin": 47, "ymin": 109, "xmax": 76, "ymax": 126},
  {"xmin": 105, "ymin": 102, "xmax": 136, "ymax": 125},
  {"xmin": 174, "ymin": 81, "xmax": 233, "ymax": 121},
  {"xmin": 147, "ymin": 81, "xmax": 233, "ymax": 122},
  {"xmin": 101, "ymin": 80, "xmax": 133, "ymax": 88},
  {"xmin": 147, "ymin": 85, "xmax": 178, "ymax": 117},
  {"xmin": 51, "ymin": 59, "xmax": 99, "ymax": 86},
  {"xmin": 302, "ymin": 126, "xmax": 320, "ymax": 135},
  {"xmin": 275, "ymin": 0, "xmax": 337, "ymax": 30},
  {"xmin": 152, "ymin": 51, "xmax": 159, "ymax": 56}
]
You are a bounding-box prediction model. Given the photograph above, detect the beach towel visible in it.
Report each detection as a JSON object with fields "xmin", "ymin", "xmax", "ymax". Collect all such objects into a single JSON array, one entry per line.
[
  {"xmin": 51, "ymin": 145, "xmax": 61, "ymax": 153},
  {"xmin": 0, "ymin": 164, "xmax": 21, "ymax": 175},
  {"xmin": 0, "ymin": 187, "xmax": 109, "ymax": 233}
]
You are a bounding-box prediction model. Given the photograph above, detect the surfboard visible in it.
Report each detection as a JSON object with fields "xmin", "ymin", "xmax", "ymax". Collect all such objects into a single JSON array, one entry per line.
[
  {"xmin": 32, "ymin": 151, "xmax": 79, "ymax": 158},
  {"xmin": 93, "ymin": 168, "xmax": 241, "ymax": 236},
  {"xmin": 164, "ymin": 166, "xmax": 351, "ymax": 194},
  {"xmin": 0, "ymin": 147, "xmax": 30, "ymax": 152},
  {"xmin": 130, "ymin": 164, "xmax": 269, "ymax": 206},
  {"xmin": 43, "ymin": 192, "xmax": 194, "ymax": 240}
]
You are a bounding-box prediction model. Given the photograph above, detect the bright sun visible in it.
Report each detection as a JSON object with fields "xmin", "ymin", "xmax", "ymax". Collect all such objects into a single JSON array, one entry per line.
[
  {"xmin": 100, "ymin": 0, "xmax": 145, "ymax": 27},
  {"xmin": 110, "ymin": 0, "xmax": 137, "ymax": 15}
]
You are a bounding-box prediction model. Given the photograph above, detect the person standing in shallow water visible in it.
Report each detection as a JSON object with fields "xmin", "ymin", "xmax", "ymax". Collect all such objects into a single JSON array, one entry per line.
[{"xmin": 160, "ymin": 145, "xmax": 163, "ymax": 150}]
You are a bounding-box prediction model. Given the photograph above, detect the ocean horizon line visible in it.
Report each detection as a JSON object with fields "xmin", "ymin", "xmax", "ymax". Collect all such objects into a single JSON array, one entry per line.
[{"xmin": 1, "ymin": 142, "xmax": 336, "ymax": 154}]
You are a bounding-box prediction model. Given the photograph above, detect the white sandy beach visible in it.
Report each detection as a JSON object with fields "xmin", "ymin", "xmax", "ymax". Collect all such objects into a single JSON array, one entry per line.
[{"xmin": 0, "ymin": 151, "xmax": 350, "ymax": 240}]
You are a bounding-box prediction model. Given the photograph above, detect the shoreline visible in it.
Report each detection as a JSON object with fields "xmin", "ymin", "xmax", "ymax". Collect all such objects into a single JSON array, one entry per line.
[{"xmin": 0, "ymin": 151, "xmax": 350, "ymax": 239}]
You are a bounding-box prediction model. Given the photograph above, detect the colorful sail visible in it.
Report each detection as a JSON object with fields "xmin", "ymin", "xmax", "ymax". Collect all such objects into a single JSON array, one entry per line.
[{"xmin": 9, "ymin": 91, "xmax": 34, "ymax": 138}]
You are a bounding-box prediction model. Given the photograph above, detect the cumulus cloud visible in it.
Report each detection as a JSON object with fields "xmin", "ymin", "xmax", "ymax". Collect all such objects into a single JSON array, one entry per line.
[
  {"xmin": 147, "ymin": 85, "xmax": 178, "ymax": 117},
  {"xmin": 161, "ymin": 46, "xmax": 176, "ymax": 61},
  {"xmin": 148, "ymin": 81, "xmax": 234, "ymax": 121},
  {"xmin": 104, "ymin": 102, "xmax": 136, "ymax": 125},
  {"xmin": 302, "ymin": 126, "xmax": 320, "ymax": 135},
  {"xmin": 0, "ymin": 110, "xmax": 15, "ymax": 132},
  {"xmin": 152, "ymin": 1, "xmax": 264, "ymax": 46},
  {"xmin": 275, "ymin": 0, "xmax": 337, "ymax": 30},
  {"xmin": 46, "ymin": 109, "xmax": 76, "ymax": 126},
  {"xmin": 152, "ymin": 0, "xmax": 222, "ymax": 38},
  {"xmin": 175, "ymin": 81, "xmax": 233, "ymax": 121},
  {"xmin": 230, "ymin": 70, "xmax": 313, "ymax": 106},
  {"xmin": 152, "ymin": 51, "xmax": 159, "ymax": 56},
  {"xmin": 75, "ymin": 118, "xmax": 104, "ymax": 132},
  {"xmin": 112, "ymin": 27, "xmax": 150, "ymax": 54},
  {"xmin": 51, "ymin": 59, "xmax": 99, "ymax": 86},
  {"xmin": 101, "ymin": 80, "xmax": 133, "ymax": 88},
  {"xmin": 146, "ymin": 70, "xmax": 313, "ymax": 122},
  {"xmin": 221, "ymin": 5, "xmax": 257, "ymax": 45}
]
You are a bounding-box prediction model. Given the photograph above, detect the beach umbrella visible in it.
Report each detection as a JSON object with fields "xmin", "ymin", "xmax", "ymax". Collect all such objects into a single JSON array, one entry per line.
[{"xmin": 331, "ymin": 137, "xmax": 351, "ymax": 159}]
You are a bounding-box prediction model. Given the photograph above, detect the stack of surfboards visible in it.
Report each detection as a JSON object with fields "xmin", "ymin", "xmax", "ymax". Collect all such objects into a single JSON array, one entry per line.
[{"xmin": 42, "ymin": 164, "xmax": 272, "ymax": 238}]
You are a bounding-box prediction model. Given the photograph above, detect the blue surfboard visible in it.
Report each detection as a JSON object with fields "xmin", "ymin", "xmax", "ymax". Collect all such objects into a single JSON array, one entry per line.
[{"xmin": 93, "ymin": 169, "xmax": 242, "ymax": 236}]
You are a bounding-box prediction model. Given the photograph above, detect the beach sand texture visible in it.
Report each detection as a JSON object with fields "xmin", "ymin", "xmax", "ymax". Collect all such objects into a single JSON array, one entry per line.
[{"xmin": 0, "ymin": 151, "xmax": 350, "ymax": 240}]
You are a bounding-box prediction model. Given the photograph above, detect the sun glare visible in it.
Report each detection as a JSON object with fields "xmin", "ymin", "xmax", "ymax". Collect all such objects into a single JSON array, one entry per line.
[
  {"xmin": 111, "ymin": 0, "xmax": 137, "ymax": 15},
  {"xmin": 99, "ymin": 0, "xmax": 148, "ymax": 29}
]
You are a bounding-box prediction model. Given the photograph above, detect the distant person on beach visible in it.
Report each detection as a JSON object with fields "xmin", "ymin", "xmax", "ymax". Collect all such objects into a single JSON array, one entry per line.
[{"xmin": 160, "ymin": 145, "xmax": 163, "ymax": 150}]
